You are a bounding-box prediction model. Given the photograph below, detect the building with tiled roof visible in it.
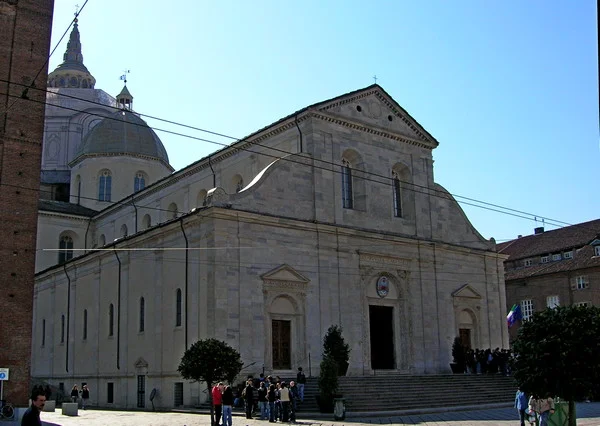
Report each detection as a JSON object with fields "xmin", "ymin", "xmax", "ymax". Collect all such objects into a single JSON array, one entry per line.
[{"xmin": 498, "ymin": 220, "xmax": 600, "ymax": 341}]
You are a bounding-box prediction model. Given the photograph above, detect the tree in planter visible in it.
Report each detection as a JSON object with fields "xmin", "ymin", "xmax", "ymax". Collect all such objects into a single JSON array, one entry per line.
[
  {"xmin": 323, "ymin": 325, "xmax": 351, "ymax": 376},
  {"xmin": 451, "ymin": 336, "xmax": 466, "ymax": 374},
  {"xmin": 317, "ymin": 355, "xmax": 339, "ymax": 413},
  {"xmin": 511, "ymin": 306, "xmax": 600, "ymax": 426},
  {"xmin": 178, "ymin": 339, "xmax": 243, "ymax": 426}
]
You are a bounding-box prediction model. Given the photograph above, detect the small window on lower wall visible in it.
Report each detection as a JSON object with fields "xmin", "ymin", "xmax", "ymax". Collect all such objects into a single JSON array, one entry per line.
[
  {"xmin": 174, "ymin": 382, "xmax": 183, "ymax": 407},
  {"xmin": 546, "ymin": 295, "xmax": 559, "ymax": 309},
  {"xmin": 107, "ymin": 382, "xmax": 114, "ymax": 404},
  {"xmin": 574, "ymin": 301, "xmax": 591, "ymax": 308}
]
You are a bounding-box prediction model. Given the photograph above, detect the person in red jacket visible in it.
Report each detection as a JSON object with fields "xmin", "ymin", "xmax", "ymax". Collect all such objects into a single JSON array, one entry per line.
[{"xmin": 212, "ymin": 382, "xmax": 224, "ymax": 426}]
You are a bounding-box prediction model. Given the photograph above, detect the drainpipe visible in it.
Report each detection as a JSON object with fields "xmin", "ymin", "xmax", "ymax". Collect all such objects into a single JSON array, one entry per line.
[
  {"xmin": 113, "ymin": 247, "xmax": 122, "ymax": 370},
  {"xmin": 63, "ymin": 263, "xmax": 71, "ymax": 373},
  {"xmin": 295, "ymin": 115, "xmax": 303, "ymax": 153},
  {"xmin": 84, "ymin": 217, "xmax": 92, "ymax": 254},
  {"xmin": 208, "ymin": 155, "xmax": 216, "ymax": 188},
  {"xmin": 131, "ymin": 196, "xmax": 138, "ymax": 234},
  {"xmin": 179, "ymin": 218, "xmax": 189, "ymax": 349}
]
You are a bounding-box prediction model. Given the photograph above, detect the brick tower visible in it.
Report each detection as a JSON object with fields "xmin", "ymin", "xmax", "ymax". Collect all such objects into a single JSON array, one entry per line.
[{"xmin": 0, "ymin": 0, "xmax": 54, "ymax": 406}]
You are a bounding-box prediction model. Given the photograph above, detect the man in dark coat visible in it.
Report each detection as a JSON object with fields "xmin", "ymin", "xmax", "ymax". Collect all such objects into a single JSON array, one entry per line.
[{"xmin": 21, "ymin": 388, "xmax": 46, "ymax": 426}]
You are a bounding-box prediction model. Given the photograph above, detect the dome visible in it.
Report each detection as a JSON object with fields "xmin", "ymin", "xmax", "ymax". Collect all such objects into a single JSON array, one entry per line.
[{"xmin": 73, "ymin": 110, "xmax": 170, "ymax": 166}]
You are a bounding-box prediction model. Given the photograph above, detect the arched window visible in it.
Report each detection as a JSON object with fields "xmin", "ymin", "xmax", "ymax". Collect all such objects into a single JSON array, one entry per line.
[
  {"xmin": 99, "ymin": 234, "xmax": 106, "ymax": 246},
  {"xmin": 341, "ymin": 159, "xmax": 353, "ymax": 209},
  {"xmin": 98, "ymin": 169, "xmax": 112, "ymax": 202},
  {"xmin": 167, "ymin": 203, "xmax": 178, "ymax": 219},
  {"xmin": 391, "ymin": 163, "xmax": 414, "ymax": 221},
  {"xmin": 58, "ymin": 235, "xmax": 74, "ymax": 264},
  {"xmin": 61, "ymin": 314, "xmax": 65, "ymax": 343},
  {"xmin": 120, "ymin": 224, "xmax": 128, "ymax": 238},
  {"xmin": 392, "ymin": 171, "xmax": 402, "ymax": 218},
  {"xmin": 83, "ymin": 309, "xmax": 88, "ymax": 340},
  {"xmin": 175, "ymin": 289, "xmax": 182, "ymax": 327},
  {"xmin": 134, "ymin": 171, "xmax": 146, "ymax": 192},
  {"xmin": 109, "ymin": 304, "xmax": 114, "ymax": 337},
  {"xmin": 197, "ymin": 189, "xmax": 208, "ymax": 207},
  {"xmin": 139, "ymin": 297, "xmax": 145, "ymax": 332},
  {"xmin": 142, "ymin": 214, "xmax": 151, "ymax": 229},
  {"xmin": 341, "ymin": 149, "xmax": 367, "ymax": 211}
]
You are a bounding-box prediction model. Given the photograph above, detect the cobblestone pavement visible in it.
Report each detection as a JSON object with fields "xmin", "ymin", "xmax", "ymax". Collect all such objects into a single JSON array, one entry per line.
[{"xmin": 24, "ymin": 402, "xmax": 600, "ymax": 426}]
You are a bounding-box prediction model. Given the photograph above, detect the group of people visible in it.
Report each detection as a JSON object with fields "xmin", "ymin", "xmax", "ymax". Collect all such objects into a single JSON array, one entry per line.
[
  {"xmin": 212, "ymin": 367, "xmax": 307, "ymax": 425},
  {"xmin": 70, "ymin": 384, "xmax": 91, "ymax": 409},
  {"xmin": 515, "ymin": 388, "xmax": 556, "ymax": 426},
  {"xmin": 465, "ymin": 347, "xmax": 513, "ymax": 375}
]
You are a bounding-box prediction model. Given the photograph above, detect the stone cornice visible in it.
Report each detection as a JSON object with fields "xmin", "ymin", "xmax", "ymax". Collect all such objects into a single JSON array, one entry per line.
[
  {"xmin": 69, "ymin": 152, "xmax": 174, "ymax": 171},
  {"xmin": 309, "ymin": 110, "xmax": 437, "ymax": 150},
  {"xmin": 39, "ymin": 210, "xmax": 92, "ymax": 222}
]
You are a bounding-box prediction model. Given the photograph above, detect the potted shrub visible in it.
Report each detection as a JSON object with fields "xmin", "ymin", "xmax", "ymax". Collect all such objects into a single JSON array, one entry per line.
[
  {"xmin": 323, "ymin": 325, "xmax": 350, "ymax": 376},
  {"xmin": 450, "ymin": 336, "xmax": 466, "ymax": 374},
  {"xmin": 316, "ymin": 355, "xmax": 338, "ymax": 413}
]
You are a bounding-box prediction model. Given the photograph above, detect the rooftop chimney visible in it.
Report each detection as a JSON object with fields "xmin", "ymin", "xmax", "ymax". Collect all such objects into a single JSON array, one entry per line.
[
  {"xmin": 534, "ymin": 227, "xmax": 544, "ymax": 235},
  {"xmin": 517, "ymin": 235, "xmax": 523, "ymax": 239}
]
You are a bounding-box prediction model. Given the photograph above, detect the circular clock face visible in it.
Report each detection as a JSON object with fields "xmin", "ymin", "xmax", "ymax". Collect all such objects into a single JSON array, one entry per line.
[
  {"xmin": 69, "ymin": 77, "xmax": 78, "ymax": 87},
  {"xmin": 376, "ymin": 276, "xmax": 389, "ymax": 298}
]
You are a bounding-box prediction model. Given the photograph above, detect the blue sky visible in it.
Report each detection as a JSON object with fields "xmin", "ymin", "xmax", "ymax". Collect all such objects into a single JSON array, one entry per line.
[{"xmin": 49, "ymin": 0, "xmax": 599, "ymax": 242}]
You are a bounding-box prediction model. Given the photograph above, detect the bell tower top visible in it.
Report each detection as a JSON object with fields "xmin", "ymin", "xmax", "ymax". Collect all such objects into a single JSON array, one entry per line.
[{"xmin": 47, "ymin": 17, "xmax": 96, "ymax": 89}]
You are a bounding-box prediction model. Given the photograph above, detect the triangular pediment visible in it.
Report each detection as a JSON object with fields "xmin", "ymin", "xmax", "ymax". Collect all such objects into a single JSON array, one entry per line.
[
  {"xmin": 261, "ymin": 264, "xmax": 310, "ymax": 283},
  {"xmin": 452, "ymin": 284, "xmax": 482, "ymax": 299},
  {"xmin": 134, "ymin": 357, "xmax": 148, "ymax": 369},
  {"xmin": 312, "ymin": 85, "xmax": 439, "ymax": 148}
]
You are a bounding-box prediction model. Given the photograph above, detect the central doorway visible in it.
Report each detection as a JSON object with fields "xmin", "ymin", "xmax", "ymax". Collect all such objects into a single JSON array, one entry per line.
[
  {"xmin": 272, "ymin": 320, "xmax": 291, "ymax": 369},
  {"xmin": 369, "ymin": 305, "xmax": 395, "ymax": 369}
]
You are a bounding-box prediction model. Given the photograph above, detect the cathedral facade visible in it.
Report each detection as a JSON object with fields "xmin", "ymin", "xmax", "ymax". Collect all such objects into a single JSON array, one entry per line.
[{"xmin": 31, "ymin": 23, "xmax": 508, "ymax": 409}]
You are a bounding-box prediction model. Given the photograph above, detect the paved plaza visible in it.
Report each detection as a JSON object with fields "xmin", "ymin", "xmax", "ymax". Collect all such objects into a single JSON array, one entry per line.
[{"xmin": 14, "ymin": 402, "xmax": 600, "ymax": 426}]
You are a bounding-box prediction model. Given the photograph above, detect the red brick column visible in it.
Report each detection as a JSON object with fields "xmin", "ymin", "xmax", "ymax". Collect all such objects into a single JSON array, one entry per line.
[{"xmin": 0, "ymin": 0, "xmax": 54, "ymax": 407}]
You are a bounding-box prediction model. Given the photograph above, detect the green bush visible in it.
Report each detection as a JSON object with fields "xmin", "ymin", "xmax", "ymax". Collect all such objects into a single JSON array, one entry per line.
[
  {"xmin": 323, "ymin": 325, "xmax": 350, "ymax": 376},
  {"xmin": 317, "ymin": 355, "xmax": 338, "ymax": 412}
]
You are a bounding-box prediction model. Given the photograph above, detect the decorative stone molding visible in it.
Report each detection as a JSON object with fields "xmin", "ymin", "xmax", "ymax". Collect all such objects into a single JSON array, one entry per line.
[{"xmin": 358, "ymin": 251, "xmax": 411, "ymax": 270}]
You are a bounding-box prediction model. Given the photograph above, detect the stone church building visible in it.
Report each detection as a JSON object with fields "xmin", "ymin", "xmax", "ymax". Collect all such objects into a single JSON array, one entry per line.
[{"xmin": 31, "ymin": 21, "xmax": 508, "ymax": 409}]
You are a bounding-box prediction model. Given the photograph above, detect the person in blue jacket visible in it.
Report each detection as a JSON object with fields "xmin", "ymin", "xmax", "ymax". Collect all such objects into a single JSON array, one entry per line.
[{"xmin": 515, "ymin": 387, "xmax": 528, "ymax": 426}]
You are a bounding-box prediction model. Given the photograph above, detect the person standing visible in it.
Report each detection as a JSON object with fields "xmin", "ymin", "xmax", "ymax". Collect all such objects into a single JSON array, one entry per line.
[
  {"xmin": 536, "ymin": 394, "xmax": 555, "ymax": 426},
  {"xmin": 296, "ymin": 367, "xmax": 306, "ymax": 402},
  {"xmin": 267, "ymin": 384, "xmax": 277, "ymax": 423},
  {"xmin": 212, "ymin": 382, "xmax": 224, "ymax": 426},
  {"xmin": 222, "ymin": 385, "xmax": 234, "ymax": 426},
  {"xmin": 70, "ymin": 385, "xmax": 79, "ymax": 404},
  {"xmin": 21, "ymin": 388, "xmax": 46, "ymax": 426},
  {"xmin": 258, "ymin": 381, "xmax": 268, "ymax": 420},
  {"xmin": 244, "ymin": 379, "xmax": 255, "ymax": 419},
  {"xmin": 81, "ymin": 385, "xmax": 90, "ymax": 410},
  {"xmin": 289, "ymin": 380, "xmax": 299, "ymax": 422},
  {"xmin": 279, "ymin": 382, "xmax": 290, "ymax": 423},
  {"xmin": 515, "ymin": 387, "xmax": 528, "ymax": 426}
]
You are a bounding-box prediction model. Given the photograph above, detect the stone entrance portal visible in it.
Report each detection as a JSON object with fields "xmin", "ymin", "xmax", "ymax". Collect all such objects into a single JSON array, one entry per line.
[{"xmin": 369, "ymin": 305, "xmax": 395, "ymax": 369}]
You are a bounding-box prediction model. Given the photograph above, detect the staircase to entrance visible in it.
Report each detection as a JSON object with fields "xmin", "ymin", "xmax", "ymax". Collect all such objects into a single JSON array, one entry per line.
[{"xmin": 298, "ymin": 374, "xmax": 515, "ymax": 413}]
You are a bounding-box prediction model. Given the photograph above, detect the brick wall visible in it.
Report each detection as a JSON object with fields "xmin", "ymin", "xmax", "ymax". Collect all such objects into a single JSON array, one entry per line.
[{"xmin": 0, "ymin": 0, "xmax": 54, "ymax": 406}]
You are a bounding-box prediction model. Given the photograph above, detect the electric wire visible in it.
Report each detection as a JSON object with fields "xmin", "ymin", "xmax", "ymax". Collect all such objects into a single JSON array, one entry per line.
[{"xmin": 0, "ymin": 83, "xmax": 584, "ymax": 235}]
